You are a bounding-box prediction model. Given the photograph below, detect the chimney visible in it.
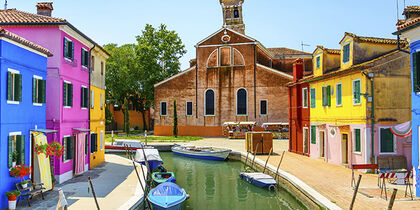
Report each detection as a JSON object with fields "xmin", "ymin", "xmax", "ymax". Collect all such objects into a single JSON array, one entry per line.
[
  {"xmin": 293, "ymin": 58, "xmax": 303, "ymax": 83},
  {"xmin": 36, "ymin": 2, "xmax": 53, "ymax": 17}
]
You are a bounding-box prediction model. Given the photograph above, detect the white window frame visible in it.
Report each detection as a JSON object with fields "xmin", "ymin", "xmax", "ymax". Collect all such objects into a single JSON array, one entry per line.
[
  {"xmin": 204, "ymin": 89, "xmax": 215, "ymax": 116},
  {"xmin": 352, "ymin": 79, "xmax": 361, "ymax": 106},
  {"xmin": 100, "ymin": 93, "xmax": 103, "ymax": 110},
  {"xmin": 302, "ymin": 87, "xmax": 308, "ymax": 108},
  {"xmin": 81, "ymin": 85, "xmax": 88, "ymax": 109},
  {"xmin": 33, "ymin": 75, "xmax": 43, "ymax": 106},
  {"xmin": 379, "ymin": 127, "xmax": 397, "ymax": 154},
  {"xmin": 303, "ymin": 127, "xmax": 309, "ymax": 153},
  {"xmin": 352, "ymin": 128, "xmax": 362, "ymax": 154},
  {"xmin": 81, "ymin": 48, "xmax": 89, "ymax": 69},
  {"xmin": 236, "ymin": 88, "xmax": 248, "ymax": 116},
  {"xmin": 100, "ymin": 130, "xmax": 104, "ymax": 150},
  {"xmin": 64, "ymin": 37, "xmax": 73, "ymax": 62},
  {"xmin": 160, "ymin": 101, "xmax": 168, "ymax": 116},
  {"xmin": 186, "ymin": 101, "xmax": 193, "ymax": 116},
  {"xmin": 260, "ymin": 99, "xmax": 268, "ymax": 116},
  {"xmin": 63, "ymin": 135, "xmax": 72, "ymax": 163},
  {"xmin": 336, "ymin": 83, "xmax": 343, "ymax": 107},
  {"xmin": 63, "ymin": 80, "xmax": 72, "ymax": 109},
  {"xmin": 342, "ymin": 42, "xmax": 351, "ymax": 64},
  {"xmin": 7, "ymin": 69, "xmax": 20, "ymax": 105},
  {"xmin": 91, "ymin": 90, "xmax": 94, "ymax": 109},
  {"xmin": 206, "ymin": 49, "xmax": 219, "ymax": 68}
]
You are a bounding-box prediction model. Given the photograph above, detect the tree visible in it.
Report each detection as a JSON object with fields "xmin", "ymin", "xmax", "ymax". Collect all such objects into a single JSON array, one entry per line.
[
  {"xmin": 134, "ymin": 24, "xmax": 186, "ymax": 131},
  {"xmin": 173, "ymin": 100, "xmax": 178, "ymax": 138}
]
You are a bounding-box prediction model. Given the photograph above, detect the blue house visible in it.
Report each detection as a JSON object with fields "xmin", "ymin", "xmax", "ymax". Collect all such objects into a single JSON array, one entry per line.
[
  {"xmin": 0, "ymin": 28, "xmax": 52, "ymax": 209},
  {"xmin": 395, "ymin": 6, "xmax": 420, "ymax": 197}
]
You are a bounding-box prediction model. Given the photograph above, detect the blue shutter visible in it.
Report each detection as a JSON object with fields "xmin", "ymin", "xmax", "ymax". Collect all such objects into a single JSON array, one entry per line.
[{"xmin": 310, "ymin": 88, "xmax": 315, "ymax": 108}]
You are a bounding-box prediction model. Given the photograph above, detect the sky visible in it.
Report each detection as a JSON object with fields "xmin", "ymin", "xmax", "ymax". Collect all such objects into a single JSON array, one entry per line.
[{"xmin": 6, "ymin": 0, "xmax": 419, "ymax": 70}]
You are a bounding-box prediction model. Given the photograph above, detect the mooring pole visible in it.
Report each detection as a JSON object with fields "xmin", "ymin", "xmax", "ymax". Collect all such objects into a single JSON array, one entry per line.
[
  {"xmin": 274, "ymin": 151, "xmax": 285, "ymax": 180},
  {"xmin": 88, "ymin": 177, "xmax": 100, "ymax": 210},
  {"xmin": 244, "ymin": 151, "xmax": 249, "ymax": 170},
  {"xmin": 388, "ymin": 188, "xmax": 398, "ymax": 210},
  {"xmin": 251, "ymin": 143, "xmax": 260, "ymax": 169},
  {"xmin": 144, "ymin": 130, "xmax": 148, "ymax": 146},
  {"xmin": 132, "ymin": 161, "xmax": 152, "ymax": 210},
  {"xmin": 262, "ymin": 147, "xmax": 273, "ymax": 174},
  {"xmin": 349, "ymin": 175, "xmax": 362, "ymax": 210},
  {"xmin": 111, "ymin": 130, "xmax": 114, "ymax": 146}
]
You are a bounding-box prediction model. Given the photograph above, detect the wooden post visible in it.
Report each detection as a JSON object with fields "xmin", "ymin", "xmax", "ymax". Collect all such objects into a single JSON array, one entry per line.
[
  {"xmin": 349, "ymin": 175, "xmax": 362, "ymax": 210},
  {"xmin": 262, "ymin": 148, "xmax": 273, "ymax": 174},
  {"xmin": 244, "ymin": 151, "xmax": 249, "ymax": 170},
  {"xmin": 251, "ymin": 143, "xmax": 260, "ymax": 169},
  {"xmin": 274, "ymin": 151, "xmax": 285, "ymax": 180},
  {"xmin": 387, "ymin": 188, "xmax": 397, "ymax": 210},
  {"xmin": 144, "ymin": 130, "xmax": 147, "ymax": 146},
  {"xmin": 88, "ymin": 177, "xmax": 100, "ymax": 210},
  {"xmin": 111, "ymin": 130, "xmax": 114, "ymax": 146}
]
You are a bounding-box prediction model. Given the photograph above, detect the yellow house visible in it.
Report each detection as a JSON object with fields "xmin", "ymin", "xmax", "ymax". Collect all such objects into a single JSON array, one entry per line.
[
  {"xmin": 299, "ymin": 33, "xmax": 411, "ymax": 169},
  {"xmin": 90, "ymin": 45, "xmax": 110, "ymax": 168}
]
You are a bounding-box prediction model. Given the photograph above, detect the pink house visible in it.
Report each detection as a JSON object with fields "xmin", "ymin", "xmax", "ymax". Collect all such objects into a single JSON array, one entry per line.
[{"xmin": 0, "ymin": 3, "xmax": 96, "ymax": 183}]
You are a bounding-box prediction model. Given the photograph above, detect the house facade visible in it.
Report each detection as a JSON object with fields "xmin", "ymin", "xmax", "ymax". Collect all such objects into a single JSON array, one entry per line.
[
  {"xmin": 0, "ymin": 28, "xmax": 51, "ymax": 209},
  {"xmin": 0, "ymin": 3, "xmax": 98, "ymax": 183},
  {"xmin": 154, "ymin": 0, "xmax": 312, "ymax": 137},
  {"xmin": 89, "ymin": 46, "xmax": 109, "ymax": 168},
  {"xmin": 291, "ymin": 33, "xmax": 412, "ymax": 169},
  {"xmin": 395, "ymin": 5, "xmax": 420, "ymax": 197}
]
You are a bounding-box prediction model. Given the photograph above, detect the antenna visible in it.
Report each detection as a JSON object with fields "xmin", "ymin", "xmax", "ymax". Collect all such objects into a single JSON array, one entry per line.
[
  {"xmin": 396, "ymin": 0, "xmax": 399, "ymax": 21},
  {"xmin": 4, "ymin": 0, "xmax": 7, "ymax": 10},
  {"xmin": 301, "ymin": 41, "xmax": 310, "ymax": 73}
]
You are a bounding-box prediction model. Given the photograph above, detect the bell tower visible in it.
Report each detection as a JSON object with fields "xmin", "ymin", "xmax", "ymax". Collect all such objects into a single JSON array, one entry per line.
[{"xmin": 220, "ymin": 0, "xmax": 245, "ymax": 34}]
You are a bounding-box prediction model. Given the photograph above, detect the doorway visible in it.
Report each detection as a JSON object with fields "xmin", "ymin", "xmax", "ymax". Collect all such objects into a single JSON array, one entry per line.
[
  {"xmin": 341, "ymin": 133, "xmax": 349, "ymax": 164},
  {"xmin": 303, "ymin": 128, "xmax": 309, "ymax": 155},
  {"xmin": 320, "ymin": 131, "xmax": 325, "ymax": 158}
]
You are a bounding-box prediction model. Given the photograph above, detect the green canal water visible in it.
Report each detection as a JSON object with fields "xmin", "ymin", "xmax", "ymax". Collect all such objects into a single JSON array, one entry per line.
[{"xmin": 157, "ymin": 152, "xmax": 306, "ymax": 210}]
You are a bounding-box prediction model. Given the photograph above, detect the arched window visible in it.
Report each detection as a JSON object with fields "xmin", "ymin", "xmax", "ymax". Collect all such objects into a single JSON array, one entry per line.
[
  {"xmin": 205, "ymin": 89, "xmax": 215, "ymax": 116},
  {"xmin": 236, "ymin": 88, "xmax": 247, "ymax": 115}
]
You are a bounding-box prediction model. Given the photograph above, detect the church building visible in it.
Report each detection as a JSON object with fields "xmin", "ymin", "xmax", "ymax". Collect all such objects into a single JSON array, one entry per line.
[{"xmin": 154, "ymin": 0, "xmax": 312, "ymax": 137}]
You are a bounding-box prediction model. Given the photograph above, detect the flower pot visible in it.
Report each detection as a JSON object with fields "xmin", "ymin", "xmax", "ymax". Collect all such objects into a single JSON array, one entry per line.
[
  {"xmin": 21, "ymin": 183, "xmax": 28, "ymax": 188},
  {"xmin": 8, "ymin": 200, "xmax": 16, "ymax": 210},
  {"xmin": 11, "ymin": 162, "xmax": 16, "ymax": 167}
]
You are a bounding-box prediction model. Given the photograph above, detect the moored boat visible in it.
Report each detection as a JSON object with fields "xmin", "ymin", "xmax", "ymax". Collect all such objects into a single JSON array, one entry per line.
[
  {"xmin": 105, "ymin": 139, "xmax": 146, "ymax": 153},
  {"xmin": 171, "ymin": 145, "xmax": 231, "ymax": 161},
  {"xmin": 148, "ymin": 182, "xmax": 187, "ymax": 210},
  {"xmin": 240, "ymin": 172, "xmax": 276, "ymax": 190},
  {"xmin": 134, "ymin": 148, "xmax": 163, "ymax": 170},
  {"xmin": 152, "ymin": 172, "xmax": 176, "ymax": 185}
]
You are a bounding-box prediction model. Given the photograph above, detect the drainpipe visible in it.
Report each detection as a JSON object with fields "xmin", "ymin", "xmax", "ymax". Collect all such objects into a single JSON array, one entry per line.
[
  {"xmin": 397, "ymin": 35, "xmax": 410, "ymax": 54},
  {"xmin": 370, "ymin": 76, "xmax": 375, "ymax": 164},
  {"xmin": 88, "ymin": 44, "xmax": 95, "ymax": 167}
]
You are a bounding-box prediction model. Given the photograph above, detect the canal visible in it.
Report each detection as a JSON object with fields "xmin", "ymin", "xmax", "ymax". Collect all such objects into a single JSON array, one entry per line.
[{"xmin": 158, "ymin": 152, "xmax": 306, "ymax": 210}]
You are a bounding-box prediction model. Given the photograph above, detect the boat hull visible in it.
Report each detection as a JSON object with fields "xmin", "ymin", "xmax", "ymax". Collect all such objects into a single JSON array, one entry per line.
[
  {"xmin": 150, "ymin": 202, "xmax": 182, "ymax": 210},
  {"xmin": 138, "ymin": 160, "xmax": 163, "ymax": 171},
  {"xmin": 171, "ymin": 146, "xmax": 231, "ymax": 161},
  {"xmin": 152, "ymin": 172, "xmax": 176, "ymax": 185},
  {"xmin": 240, "ymin": 173, "xmax": 276, "ymax": 189}
]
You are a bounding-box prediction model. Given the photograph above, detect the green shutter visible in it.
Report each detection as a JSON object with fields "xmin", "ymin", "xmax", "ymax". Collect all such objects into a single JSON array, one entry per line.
[
  {"xmin": 354, "ymin": 80, "xmax": 361, "ymax": 104},
  {"xmin": 322, "ymin": 87, "xmax": 325, "ymax": 106},
  {"xmin": 8, "ymin": 136, "xmax": 13, "ymax": 168},
  {"xmin": 15, "ymin": 74, "xmax": 22, "ymax": 101},
  {"xmin": 81, "ymin": 48, "xmax": 84, "ymax": 66},
  {"xmin": 94, "ymin": 134, "xmax": 98, "ymax": 152},
  {"xmin": 69, "ymin": 84, "xmax": 73, "ymax": 107},
  {"xmin": 63, "ymin": 38, "xmax": 67, "ymax": 58},
  {"xmin": 63, "ymin": 82, "xmax": 67, "ymax": 106},
  {"xmin": 355, "ymin": 129, "xmax": 361, "ymax": 152},
  {"xmin": 327, "ymin": 85, "xmax": 331, "ymax": 106},
  {"xmin": 310, "ymin": 88, "xmax": 315, "ymax": 108},
  {"xmin": 414, "ymin": 52, "xmax": 420, "ymax": 92},
  {"xmin": 311, "ymin": 126, "xmax": 316, "ymax": 144},
  {"xmin": 40, "ymin": 80, "xmax": 46, "ymax": 103},
  {"xmin": 7, "ymin": 72, "xmax": 13, "ymax": 101},
  {"xmin": 380, "ymin": 128, "xmax": 394, "ymax": 153},
  {"xmin": 16, "ymin": 135, "xmax": 25, "ymax": 165},
  {"xmin": 90, "ymin": 134, "xmax": 94, "ymax": 153},
  {"xmin": 81, "ymin": 87, "xmax": 84, "ymax": 108},
  {"xmin": 33, "ymin": 78, "xmax": 37, "ymax": 103},
  {"xmin": 68, "ymin": 137, "xmax": 74, "ymax": 159},
  {"xmin": 337, "ymin": 84, "xmax": 342, "ymax": 105},
  {"xmin": 85, "ymin": 135, "xmax": 89, "ymax": 155}
]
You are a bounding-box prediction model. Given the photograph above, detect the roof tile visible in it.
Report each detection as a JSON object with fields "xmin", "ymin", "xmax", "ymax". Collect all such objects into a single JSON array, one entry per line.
[
  {"xmin": 0, "ymin": 8, "xmax": 66, "ymax": 24},
  {"xmin": 0, "ymin": 27, "xmax": 52, "ymax": 56}
]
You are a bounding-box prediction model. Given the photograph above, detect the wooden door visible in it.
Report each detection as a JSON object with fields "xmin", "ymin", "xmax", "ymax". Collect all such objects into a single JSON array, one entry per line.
[
  {"xmin": 320, "ymin": 131, "xmax": 325, "ymax": 158},
  {"xmin": 342, "ymin": 134, "xmax": 348, "ymax": 164}
]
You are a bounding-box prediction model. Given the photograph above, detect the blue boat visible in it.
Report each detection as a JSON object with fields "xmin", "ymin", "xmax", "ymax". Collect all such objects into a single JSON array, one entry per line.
[
  {"xmin": 172, "ymin": 145, "xmax": 231, "ymax": 161},
  {"xmin": 240, "ymin": 172, "xmax": 276, "ymax": 190},
  {"xmin": 148, "ymin": 182, "xmax": 187, "ymax": 210},
  {"xmin": 134, "ymin": 148, "xmax": 163, "ymax": 170}
]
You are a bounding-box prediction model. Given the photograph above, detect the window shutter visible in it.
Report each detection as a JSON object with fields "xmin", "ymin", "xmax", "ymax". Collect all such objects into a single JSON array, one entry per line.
[
  {"xmin": 311, "ymin": 126, "xmax": 316, "ymax": 144},
  {"xmin": 327, "ymin": 85, "xmax": 331, "ymax": 106},
  {"xmin": 337, "ymin": 84, "xmax": 342, "ymax": 105},
  {"xmin": 70, "ymin": 42, "xmax": 74, "ymax": 60},
  {"xmin": 69, "ymin": 84, "xmax": 73, "ymax": 107},
  {"xmin": 310, "ymin": 88, "xmax": 315, "ymax": 108},
  {"xmin": 81, "ymin": 87, "xmax": 84, "ymax": 108},
  {"xmin": 68, "ymin": 137, "xmax": 74, "ymax": 159},
  {"xmin": 355, "ymin": 129, "xmax": 361, "ymax": 152},
  {"xmin": 8, "ymin": 136, "xmax": 13, "ymax": 168},
  {"xmin": 85, "ymin": 134, "xmax": 89, "ymax": 155},
  {"xmin": 322, "ymin": 87, "xmax": 325, "ymax": 106},
  {"xmin": 63, "ymin": 82, "xmax": 67, "ymax": 106},
  {"xmin": 16, "ymin": 135, "xmax": 25, "ymax": 165},
  {"xmin": 94, "ymin": 134, "xmax": 98, "ymax": 152},
  {"xmin": 81, "ymin": 48, "xmax": 84, "ymax": 66},
  {"xmin": 100, "ymin": 93, "xmax": 103, "ymax": 110},
  {"xmin": 414, "ymin": 52, "xmax": 420, "ymax": 92},
  {"xmin": 63, "ymin": 38, "xmax": 67, "ymax": 58},
  {"xmin": 7, "ymin": 72, "xmax": 12, "ymax": 101},
  {"xmin": 90, "ymin": 134, "xmax": 94, "ymax": 153},
  {"xmin": 41, "ymin": 80, "xmax": 46, "ymax": 103},
  {"xmin": 15, "ymin": 74, "xmax": 22, "ymax": 102},
  {"xmin": 85, "ymin": 88, "xmax": 89, "ymax": 109},
  {"xmin": 33, "ymin": 78, "xmax": 37, "ymax": 103},
  {"xmin": 91, "ymin": 90, "xmax": 94, "ymax": 109}
]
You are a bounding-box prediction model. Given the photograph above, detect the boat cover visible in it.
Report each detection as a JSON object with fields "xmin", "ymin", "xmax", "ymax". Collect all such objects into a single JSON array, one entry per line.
[
  {"xmin": 152, "ymin": 182, "xmax": 183, "ymax": 196},
  {"xmin": 135, "ymin": 148, "xmax": 163, "ymax": 162}
]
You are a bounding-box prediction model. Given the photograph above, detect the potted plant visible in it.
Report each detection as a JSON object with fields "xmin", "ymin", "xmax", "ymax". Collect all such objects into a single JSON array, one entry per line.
[
  {"xmin": 20, "ymin": 180, "xmax": 29, "ymax": 188},
  {"xmin": 11, "ymin": 151, "xmax": 18, "ymax": 167},
  {"xmin": 5, "ymin": 190, "xmax": 21, "ymax": 210},
  {"xmin": 9, "ymin": 164, "xmax": 32, "ymax": 179}
]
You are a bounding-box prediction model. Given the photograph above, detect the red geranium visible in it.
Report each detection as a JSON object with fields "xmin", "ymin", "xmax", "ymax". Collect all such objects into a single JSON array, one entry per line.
[
  {"xmin": 35, "ymin": 141, "xmax": 64, "ymax": 158},
  {"xmin": 10, "ymin": 165, "xmax": 32, "ymax": 178}
]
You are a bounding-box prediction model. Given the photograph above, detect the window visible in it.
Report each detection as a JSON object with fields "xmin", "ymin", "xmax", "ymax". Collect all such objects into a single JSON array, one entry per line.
[
  {"xmin": 186, "ymin": 101, "xmax": 193, "ymax": 116},
  {"xmin": 91, "ymin": 90, "xmax": 94, "ymax": 109},
  {"xmin": 412, "ymin": 52, "xmax": 420, "ymax": 92},
  {"xmin": 33, "ymin": 76, "xmax": 46, "ymax": 104},
  {"xmin": 302, "ymin": 88, "xmax": 308, "ymax": 108},
  {"xmin": 91, "ymin": 56, "xmax": 95, "ymax": 71},
  {"xmin": 7, "ymin": 70, "xmax": 22, "ymax": 103},
  {"xmin": 234, "ymin": 8, "xmax": 239, "ymax": 18},
  {"xmin": 63, "ymin": 37, "xmax": 74, "ymax": 60},
  {"xmin": 100, "ymin": 131, "xmax": 104, "ymax": 150},
  {"xmin": 63, "ymin": 81, "xmax": 73, "ymax": 107},
  {"xmin": 336, "ymin": 83, "xmax": 342, "ymax": 106},
  {"xmin": 316, "ymin": 56, "xmax": 321, "ymax": 69},
  {"xmin": 236, "ymin": 88, "xmax": 247, "ymax": 115},
  {"xmin": 310, "ymin": 88, "xmax": 316, "ymax": 108},
  {"xmin": 205, "ymin": 90, "xmax": 215, "ymax": 116},
  {"xmin": 260, "ymin": 100, "xmax": 267, "ymax": 115},
  {"xmin": 343, "ymin": 43, "xmax": 350, "ymax": 63},
  {"xmin": 100, "ymin": 93, "xmax": 104, "ymax": 110},
  {"xmin": 81, "ymin": 86, "xmax": 89, "ymax": 108},
  {"xmin": 311, "ymin": 126, "xmax": 316, "ymax": 144},
  {"xmin": 63, "ymin": 136, "xmax": 73, "ymax": 161},
  {"xmin": 81, "ymin": 48, "xmax": 89, "ymax": 68},
  {"xmin": 354, "ymin": 128, "xmax": 361, "ymax": 152},
  {"xmin": 353, "ymin": 79, "xmax": 361, "ymax": 105},
  {"xmin": 85, "ymin": 134, "xmax": 89, "ymax": 155},
  {"xmin": 380, "ymin": 128, "xmax": 395, "ymax": 153},
  {"xmin": 8, "ymin": 133, "xmax": 25, "ymax": 168},
  {"xmin": 322, "ymin": 85, "xmax": 331, "ymax": 107},
  {"xmin": 101, "ymin": 61, "xmax": 104, "ymax": 75},
  {"xmin": 160, "ymin": 102, "xmax": 167, "ymax": 116},
  {"xmin": 90, "ymin": 133, "xmax": 98, "ymax": 153}
]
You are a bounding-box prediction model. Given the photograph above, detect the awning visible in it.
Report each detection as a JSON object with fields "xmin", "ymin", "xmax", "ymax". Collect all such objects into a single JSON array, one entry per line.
[
  {"xmin": 239, "ymin": 122, "xmax": 256, "ymax": 125},
  {"xmin": 262, "ymin": 122, "xmax": 289, "ymax": 126},
  {"xmin": 391, "ymin": 121, "xmax": 412, "ymax": 137},
  {"xmin": 223, "ymin": 122, "xmax": 237, "ymax": 125},
  {"xmin": 30, "ymin": 129, "xmax": 58, "ymax": 134},
  {"xmin": 72, "ymin": 128, "xmax": 91, "ymax": 132}
]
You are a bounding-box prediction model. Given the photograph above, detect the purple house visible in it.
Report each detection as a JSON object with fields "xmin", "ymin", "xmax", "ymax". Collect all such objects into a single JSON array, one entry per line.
[{"xmin": 0, "ymin": 3, "xmax": 96, "ymax": 183}]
